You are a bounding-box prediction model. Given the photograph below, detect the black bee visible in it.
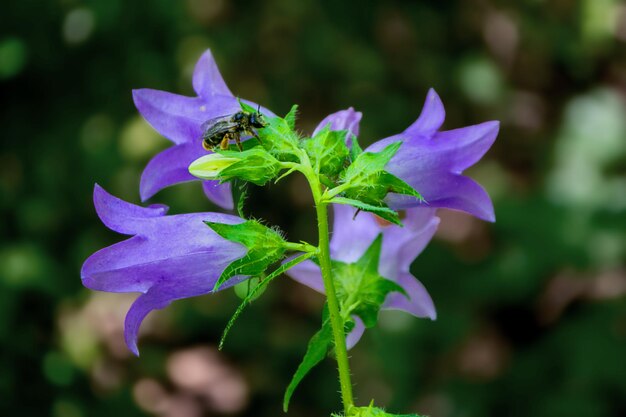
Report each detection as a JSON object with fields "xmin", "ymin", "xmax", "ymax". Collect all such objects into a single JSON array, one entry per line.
[{"xmin": 201, "ymin": 107, "xmax": 268, "ymax": 151}]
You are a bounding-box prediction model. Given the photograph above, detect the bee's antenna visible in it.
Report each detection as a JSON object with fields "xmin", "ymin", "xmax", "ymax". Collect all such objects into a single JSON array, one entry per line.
[{"xmin": 257, "ymin": 104, "xmax": 261, "ymax": 114}]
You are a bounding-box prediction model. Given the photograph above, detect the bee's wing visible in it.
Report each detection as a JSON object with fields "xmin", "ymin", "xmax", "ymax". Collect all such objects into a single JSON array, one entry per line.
[{"xmin": 200, "ymin": 115, "xmax": 232, "ymax": 131}]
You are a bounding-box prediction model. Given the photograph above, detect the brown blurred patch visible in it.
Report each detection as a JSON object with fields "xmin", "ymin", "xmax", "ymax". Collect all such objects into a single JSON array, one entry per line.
[
  {"xmin": 536, "ymin": 268, "xmax": 626, "ymax": 325},
  {"xmin": 435, "ymin": 209, "xmax": 492, "ymax": 261},
  {"xmin": 455, "ymin": 326, "xmax": 511, "ymax": 381}
]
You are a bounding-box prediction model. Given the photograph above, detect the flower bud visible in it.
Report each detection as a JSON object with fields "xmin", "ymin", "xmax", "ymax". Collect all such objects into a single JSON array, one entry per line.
[
  {"xmin": 189, "ymin": 148, "xmax": 283, "ymax": 186},
  {"xmin": 188, "ymin": 153, "xmax": 240, "ymax": 180}
]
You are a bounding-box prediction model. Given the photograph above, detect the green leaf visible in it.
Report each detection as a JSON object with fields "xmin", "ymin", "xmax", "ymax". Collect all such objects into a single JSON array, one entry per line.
[
  {"xmin": 335, "ymin": 141, "xmax": 422, "ymax": 206},
  {"xmin": 343, "ymin": 142, "xmax": 402, "ymax": 183},
  {"xmin": 284, "ymin": 309, "xmax": 333, "ymax": 412},
  {"xmin": 284, "ymin": 104, "xmax": 299, "ymax": 130},
  {"xmin": 205, "ymin": 220, "xmax": 287, "ymax": 291},
  {"xmin": 378, "ymin": 172, "xmax": 422, "ymax": 199},
  {"xmin": 330, "ymin": 197, "xmax": 401, "ymax": 226},
  {"xmin": 220, "ymin": 253, "xmax": 314, "ymax": 350},
  {"xmin": 332, "ymin": 235, "xmax": 407, "ymax": 328},
  {"xmin": 257, "ymin": 109, "xmax": 301, "ymax": 161},
  {"xmin": 303, "ymin": 124, "xmax": 350, "ymax": 177}
]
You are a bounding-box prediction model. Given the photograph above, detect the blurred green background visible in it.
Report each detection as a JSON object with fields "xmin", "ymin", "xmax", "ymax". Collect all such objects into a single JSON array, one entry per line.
[{"xmin": 2, "ymin": 1, "xmax": 626, "ymax": 416}]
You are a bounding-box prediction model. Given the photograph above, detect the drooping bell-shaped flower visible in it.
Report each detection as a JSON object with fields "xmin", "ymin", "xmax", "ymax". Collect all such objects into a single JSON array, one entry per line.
[
  {"xmin": 287, "ymin": 204, "xmax": 439, "ymax": 348},
  {"xmin": 81, "ymin": 185, "xmax": 247, "ymax": 355},
  {"xmin": 367, "ymin": 89, "xmax": 499, "ymax": 222},
  {"xmin": 133, "ymin": 49, "xmax": 274, "ymax": 209}
]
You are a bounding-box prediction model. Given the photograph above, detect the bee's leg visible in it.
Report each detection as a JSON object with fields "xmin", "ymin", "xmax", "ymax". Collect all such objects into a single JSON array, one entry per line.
[
  {"xmin": 220, "ymin": 134, "xmax": 230, "ymax": 150},
  {"xmin": 233, "ymin": 132, "xmax": 243, "ymax": 151},
  {"xmin": 251, "ymin": 129, "xmax": 263, "ymax": 145},
  {"xmin": 352, "ymin": 208, "xmax": 362, "ymax": 220},
  {"xmin": 202, "ymin": 139, "xmax": 213, "ymax": 151}
]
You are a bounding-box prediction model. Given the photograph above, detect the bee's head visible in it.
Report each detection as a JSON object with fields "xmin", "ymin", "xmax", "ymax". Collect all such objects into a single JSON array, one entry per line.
[{"xmin": 250, "ymin": 112, "xmax": 268, "ymax": 128}]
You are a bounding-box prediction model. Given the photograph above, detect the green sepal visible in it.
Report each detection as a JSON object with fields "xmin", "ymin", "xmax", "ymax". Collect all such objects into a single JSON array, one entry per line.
[
  {"xmin": 284, "ymin": 104, "xmax": 298, "ymax": 130},
  {"xmin": 333, "ymin": 235, "xmax": 407, "ymax": 328},
  {"xmin": 344, "ymin": 142, "xmax": 401, "ymax": 178},
  {"xmin": 257, "ymin": 107, "xmax": 301, "ymax": 161},
  {"xmin": 349, "ymin": 135, "xmax": 363, "ymax": 161},
  {"xmin": 303, "ymin": 124, "xmax": 350, "ymax": 177},
  {"xmin": 283, "ymin": 304, "xmax": 334, "ymax": 412},
  {"xmin": 217, "ymin": 148, "xmax": 282, "ymax": 186},
  {"xmin": 338, "ymin": 142, "xmax": 423, "ymax": 206},
  {"xmin": 205, "ymin": 220, "xmax": 288, "ymax": 291},
  {"xmin": 220, "ymin": 253, "xmax": 314, "ymax": 350},
  {"xmin": 329, "ymin": 197, "xmax": 402, "ymax": 226}
]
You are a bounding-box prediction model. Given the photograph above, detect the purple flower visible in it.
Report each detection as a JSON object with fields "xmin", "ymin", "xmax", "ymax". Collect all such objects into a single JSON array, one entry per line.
[
  {"xmin": 81, "ymin": 185, "xmax": 247, "ymax": 355},
  {"xmin": 287, "ymin": 204, "xmax": 439, "ymax": 348},
  {"xmin": 367, "ymin": 89, "xmax": 499, "ymax": 222},
  {"xmin": 133, "ymin": 49, "xmax": 274, "ymax": 209}
]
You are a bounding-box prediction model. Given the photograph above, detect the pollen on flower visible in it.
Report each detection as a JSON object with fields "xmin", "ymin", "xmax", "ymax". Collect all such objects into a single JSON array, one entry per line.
[{"xmin": 200, "ymin": 105, "xmax": 207, "ymax": 112}]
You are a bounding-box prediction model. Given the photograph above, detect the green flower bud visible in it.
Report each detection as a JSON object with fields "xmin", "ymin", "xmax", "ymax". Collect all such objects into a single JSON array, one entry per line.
[
  {"xmin": 188, "ymin": 153, "xmax": 240, "ymax": 180},
  {"xmin": 189, "ymin": 148, "xmax": 283, "ymax": 186}
]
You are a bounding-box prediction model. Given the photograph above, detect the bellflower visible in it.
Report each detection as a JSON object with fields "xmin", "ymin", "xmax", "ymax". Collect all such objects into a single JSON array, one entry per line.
[
  {"xmin": 133, "ymin": 49, "xmax": 274, "ymax": 209},
  {"xmin": 367, "ymin": 89, "xmax": 499, "ymax": 221},
  {"xmin": 81, "ymin": 185, "xmax": 247, "ymax": 355},
  {"xmin": 287, "ymin": 204, "xmax": 439, "ymax": 348}
]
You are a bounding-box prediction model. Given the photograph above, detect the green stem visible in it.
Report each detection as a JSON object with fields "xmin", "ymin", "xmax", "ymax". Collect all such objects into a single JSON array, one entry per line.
[
  {"xmin": 282, "ymin": 241, "xmax": 317, "ymax": 253},
  {"xmin": 315, "ymin": 201, "xmax": 355, "ymax": 414},
  {"xmin": 301, "ymin": 159, "xmax": 354, "ymax": 415}
]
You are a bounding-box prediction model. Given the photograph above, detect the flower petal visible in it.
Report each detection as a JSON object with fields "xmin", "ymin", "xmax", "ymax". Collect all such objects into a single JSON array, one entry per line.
[
  {"xmin": 405, "ymin": 88, "xmax": 445, "ymax": 137},
  {"xmin": 202, "ymin": 181, "xmax": 234, "ymax": 210},
  {"xmin": 433, "ymin": 121, "xmax": 499, "ymax": 173},
  {"xmin": 192, "ymin": 49, "xmax": 233, "ymax": 98},
  {"xmin": 284, "ymin": 258, "xmax": 324, "ymax": 293},
  {"xmin": 94, "ymin": 184, "xmax": 168, "ymax": 235},
  {"xmin": 83, "ymin": 187, "xmax": 248, "ymax": 355},
  {"xmin": 329, "ymin": 203, "xmax": 379, "ymax": 263},
  {"xmin": 140, "ymin": 143, "xmax": 200, "ymax": 201},
  {"xmin": 383, "ymin": 271, "xmax": 436, "ymax": 319},
  {"xmin": 124, "ymin": 277, "xmax": 213, "ymax": 356},
  {"xmin": 346, "ymin": 316, "xmax": 365, "ymax": 350},
  {"xmin": 132, "ymin": 89, "xmax": 206, "ymax": 145},
  {"xmin": 385, "ymin": 171, "xmax": 495, "ymax": 222},
  {"xmin": 378, "ymin": 208, "xmax": 439, "ymax": 278}
]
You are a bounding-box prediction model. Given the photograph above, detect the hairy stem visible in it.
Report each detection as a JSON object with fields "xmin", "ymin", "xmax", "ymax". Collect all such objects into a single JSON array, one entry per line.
[{"xmin": 300, "ymin": 157, "xmax": 354, "ymax": 415}]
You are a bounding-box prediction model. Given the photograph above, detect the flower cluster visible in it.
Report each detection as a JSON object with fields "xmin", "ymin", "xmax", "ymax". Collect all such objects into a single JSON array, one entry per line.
[{"xmin": 81, "ymin": 48, "xmax": 498, "ymax": 415}]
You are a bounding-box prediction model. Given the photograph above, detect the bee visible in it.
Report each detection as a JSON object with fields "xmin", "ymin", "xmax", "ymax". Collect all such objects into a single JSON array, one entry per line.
[{"xmin": 201, "ymin": 106, "xmax": 268, "ymax": 151}]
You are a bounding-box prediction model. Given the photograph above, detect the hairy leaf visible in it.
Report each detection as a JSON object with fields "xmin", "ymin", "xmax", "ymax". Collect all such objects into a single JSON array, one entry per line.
[
  {"xmin": 332, "ymin": 235, "xmax": 407, "ymax": 328},
  {"xmin": 205, "ymin": 220, "xmax": 287, "ymax": 290},
  {"xmin": 337, "ymin": 141, "xmax": 423, "ymax": 206},
  {"xmin": 220, "ymin": 253, "xmax": 314, "ymax": 349},
  {"xmin": 283, "ymin": 312, "xmax": 333, "ymax": 412},
  {"xmin": 330, "ymin": 197, "xmax": 401, "ymax": 226}
]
